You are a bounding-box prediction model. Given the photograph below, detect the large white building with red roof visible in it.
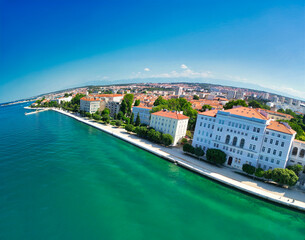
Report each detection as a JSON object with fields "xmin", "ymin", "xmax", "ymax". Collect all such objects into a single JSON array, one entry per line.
[
  {"xmin": 193, "ymin": 106, "xmax": 296, "ymax": 170},
  {"xmin": 150, "ymin": 110, "xmax": 189, "ymax": 146}
]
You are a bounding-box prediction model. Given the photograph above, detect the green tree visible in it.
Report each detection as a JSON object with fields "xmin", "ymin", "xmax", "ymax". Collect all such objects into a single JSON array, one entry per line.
[
  {"xmin": 248, "ymin": 100, "xmax": 263, "ymax": 109},
  {"xmin": 123, "ymin": 94, "xmax": 134, "ymax": 114},
  {"xmin": 271, "ymin": 168, "xmax": 298, "ymax": 186},
  {"xmin": 162, "ymin": 134, "xmax": 173, "ymax": 146},
  {"xmin": 71, "ymin": 94, "xmax": 85, "ymax": 105},
  {"xmin": 201, "ymin": 104, "xmax": 212, "ymax": 112},
  {"xmin": 264, "ymin": 169, "xmax": 273, "ymax": 179},
  {"xmin": 102, "ymin": 114, "xmax": 110, "ymax": 122},
  {"xmin": 181, "ymin": 138, "xmax": 188, "ymax": 144},
  {"xmin": 206, "ymin": 149, "xmax": 226, "ymax": 165},
  {"xmin": 287, "ymin": 164, "xmax": 303, "ymax": 176},
  {"xmin": 153, "ymin": 96, "xmax": 167, "ymax": 106},
  {"xmin": 85, "ymin": 112, "xmax": 92, "ymax": 118},
  {"xmin": 130, "ymin": 112, "xmax": 134, "ymax": 125},
  {"xmin": 224, "ymin": 100, "xmax": 248, "ymax": 110},
  {"xmin": 134, "ymin": 99, "xmax": 140, "ymax": 106},
  {"xmin": 120, "ymin": 100, "xmax": 128, "ymax": 115},
  {"xmin": 193, "ymin": 95, "xmax": 199, "ymax": 100},
  {"xmin": 255, "ymin": 168, "xmax": 265, "ymax": 178},
  {"xmin": 102, "ymin": 108, "xmax": 110, "ymax": 116},
  {"xmin": 92, "ymin": 113, "xmax": 101, "ymax": 121},
  {"xmin": 125, "ymin": 124, "xmax": 135, "ymax": 132},
  {"xmin": 194, "ymin": 147, "xmax": 204, "ymax": 158},
  {"xmin": 115, "ymin": 120, "xmax": 122, "ymax": 127},
  {"xmin": 135, "ymin": 113, "xmax": 141, "ymax": 126},
  {"xmin": 242, "ymin": 164, "xmax": 256, "ymax": 175},
  {"xmin": 183, "ymin": 143, "xmax": 195, "ymax": 154},
  {"xmin": 117, "ymin": 111, "xmax": 124, "ymax": 120}
]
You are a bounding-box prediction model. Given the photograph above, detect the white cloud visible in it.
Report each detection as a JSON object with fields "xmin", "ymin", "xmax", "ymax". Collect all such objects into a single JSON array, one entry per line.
[
  {"xmin": 180, "ymin": 64, "xmax": 188, "ymax": 69},
  {"xmin": 144, "ymin": 68, "xmax": 150, "ymax": 72},
  {"xmin": 149, "ymin": 68, "xmax": 213, "ymax": 79}
]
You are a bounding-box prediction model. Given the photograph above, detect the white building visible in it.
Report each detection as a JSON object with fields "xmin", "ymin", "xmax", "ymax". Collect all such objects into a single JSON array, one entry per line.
[
  {"xmin": 132, "ymin": 106, "xmax": 152, "ymax": 125},
  {"xmin": 150, "ymin": 110, "xmax": 189, "ymax": 146},
  {"xmin": 192, "ymin": 107, "xmax": 296, "ymax": 170},
  {"xmin": 227, "ymin": 90, "xmax": 236, "ymax": 100},
  {"xmin": 106, "ymin": 101, "xmax": 121, "ymax": 117},
  {"xmin": 235, "ymin": 91, "xmax": 245, "ymax": 100},
  {"xmin": 52, "ymin": 96, "xmax": 73, "ymax": 104},
  {"xmin": 94, "ymin": 94, "xmax": 123, "ymax": 103},
  {"xmin": 175, "ymin": 87, "xmax": 183, "ymax": 96},
  {"xmin": 288, "ymin": 140, "xmax": 305, "ymax": 168},
  {"xmin": 80, "ymin": 97, "xmax": 101, "ymax": 114}
]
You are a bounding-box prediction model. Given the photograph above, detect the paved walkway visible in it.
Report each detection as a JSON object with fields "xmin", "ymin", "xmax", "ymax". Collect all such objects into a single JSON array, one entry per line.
[{"xmin": 52, "ymin": 109, "xmax": 305, "ymax": 211}]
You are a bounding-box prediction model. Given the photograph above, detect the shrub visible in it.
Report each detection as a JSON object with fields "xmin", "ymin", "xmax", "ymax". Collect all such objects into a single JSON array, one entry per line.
[
  {"xmin": 242, "ymin": 164, "xmax": 256, "ymax": 175},
  {"xmin": 263, "ymin": 169, "xmax": 273, "ymax": 180},
  {"xmin": 183, "ymin": 143, "xmax": 195, "ymax": 154},
  {"xmin": 181, "ymin": 138, "xmax": 188, "ymax": 145},
  {"xmin": 162, "ymin": 134, "xmax": 173, "ymax": 146},
  {"xmin": 287, "ymin": 164, "xmax": 303, "ymax": 176},
  {"xmin": 255, "ymin": 168, "xmax": 265, "ymax": 178},
  {"xmin": 85, "ymin": 112, "xmax": 92, "ymax": 118},
  {"xmin": 206, "ymin": 149, "xmax": 226, "ymax": 165},
  {"xmin": 271, "ymin": 168, "xmax": 299, "ymax": 187},
  {"xmin": 125, "ymin": 124, "xmax": 135, "ymax": 132},
  {"xmin": 92, "ymin": 113, "xmax": 101, "ymax": 121},
  {"xmin": 115, "ymin": 120, "xmax": 122, "ymax": 127},
  {"xmin": 194, "ymin": 147, "xmax": 205, "ymax": 158}
]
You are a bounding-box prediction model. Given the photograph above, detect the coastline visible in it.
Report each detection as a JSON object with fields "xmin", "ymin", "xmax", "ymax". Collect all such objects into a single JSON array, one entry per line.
[{"xmin": 51, "ymin": 108, "xmax": 305, "ymax": 212}]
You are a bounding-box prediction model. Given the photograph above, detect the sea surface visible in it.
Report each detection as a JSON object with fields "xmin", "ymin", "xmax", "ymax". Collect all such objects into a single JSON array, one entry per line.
[{"xmin": 0, "ymin": 103, "xmax": 304, "ymax": 240}]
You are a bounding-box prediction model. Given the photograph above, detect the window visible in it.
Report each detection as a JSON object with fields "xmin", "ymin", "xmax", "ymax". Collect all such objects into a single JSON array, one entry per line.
[
  {"xmin": 262, "ymin": 147, "xmax": 265, "ymax": 152},
  {"xmin": 271, "ymin": 159, "xmax": 274, "ymax": 163},
  {"xmin": 275, "ymin": 140, "xmax": 279, "ymax": 146},
  {"xmin": 265, "ymin": 157, "xmax": 268, "ymax": 161},
  {"xmin": 281, "ymin": 142, "xmax": 284, "ymax": 147},
  {"xmin": 292, "ymin": 147, "xmax": 298, "ymax": 156},
  {"xmin": 240, "ymin": 139, "xmax": 245, "ymax": 148},
  {"xmin": 232, "ymin": 137, "xmax": 238, "ymax": 146},
  {"xmin": 225, "ymin": 135, "xmax": 230, "ymax": 144},
  {"xmin": 253, "ymin": 127, "xmax": 256, "ymax": 132},
  {"xmin": 267, "ymin": 148, "xmax": 271, "ymax": 153},
  {"xmin": 264, "ymin": 138, "xmax": 267, "ymax": 143},
  {"xmin": 279, "ymin": 151, "xmax": 282, "ymax": 157},
  {"xmin": 276, "ymin": 160, "xmax": 280, "ymax": 165},
  {"xmin": 300, "ymin": 149, "xmax": 305, "ymax": 158},
  {"xmin": 270, "ymin": 139, "xmax": 273, "ymax": 144},
  {"xmin": 273, "ymin": 149, "xmax": 276, "ymax": 155}
]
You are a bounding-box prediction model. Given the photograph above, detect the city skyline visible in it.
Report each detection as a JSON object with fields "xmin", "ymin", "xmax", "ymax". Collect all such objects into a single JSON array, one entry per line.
[{"xmin": 1, "ymin": 0, "xmax": 304, "ymax": 103}]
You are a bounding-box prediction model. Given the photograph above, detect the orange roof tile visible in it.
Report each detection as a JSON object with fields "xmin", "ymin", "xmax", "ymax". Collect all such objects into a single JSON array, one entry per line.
[
  {"xmin": 266, "ymin": 121, "xmax": 296, "ymax": 135},
  {"xmin": 152, "ymin": 111, "xmax": 189, "ymax": 120},
  {"xmin": 133, "ymin": 105, "xmax": 152, "ymax": 110},
  {"xmin": 80, "ymin": 97, "xmax": 100, "ymax": 102},
  {"xmin": 94, "ymin": 94, "xmax": 123, "ymax": 98},
  {"xmin": 198, "ymin": 109, "xmax": 218, "ymax": 117},
  {"xmin": 225, "ymin": 107, "xmax": 268, "ymax": 120}
]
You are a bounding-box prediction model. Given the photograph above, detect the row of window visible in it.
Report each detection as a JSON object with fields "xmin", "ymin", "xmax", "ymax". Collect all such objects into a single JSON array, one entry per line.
[
  {"xmin": 226, "ymin": 128, "xmax": 248, "ymax": 136},
  {"xmin": 259, "ymin": 155, "xmax": 281, "ymax": 165},
  {"xmin": 291, "ymin": 147, "xmax": 305, "ymax": 158},
  {"xmin": 262, "ymin": 147, "xmax": 283, "ymax": 157},
  {"xmin": 266, "ymin": 130, "xmax": 286, "ymax": 139},
  {"xmin": 264, "ymin": 137, "xmax": 285, "ymax": 147}
]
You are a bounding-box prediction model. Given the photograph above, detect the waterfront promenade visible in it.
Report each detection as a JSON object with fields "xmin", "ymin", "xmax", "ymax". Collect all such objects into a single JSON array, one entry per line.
[{"xmin": 52, "ymin": 108, "xmax": 305, "ymax": 211}]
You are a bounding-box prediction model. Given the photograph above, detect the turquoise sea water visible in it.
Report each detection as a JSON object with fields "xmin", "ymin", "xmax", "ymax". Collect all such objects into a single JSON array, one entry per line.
[{"xmin": 0, "ymin": 103, "xmax": 304, "ymax": 240}]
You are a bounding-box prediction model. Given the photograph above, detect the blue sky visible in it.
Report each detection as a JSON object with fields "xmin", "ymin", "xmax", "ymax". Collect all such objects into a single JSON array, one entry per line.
[{"xmin": 0, "ymin": 0, "xmax": 304, "ymax": 102}]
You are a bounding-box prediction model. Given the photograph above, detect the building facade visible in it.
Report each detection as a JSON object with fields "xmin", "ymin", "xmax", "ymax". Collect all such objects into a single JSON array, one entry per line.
[
  {"xmin": 288, "ymin": 140, "xmax": 305, "ymax": 167},
  {"xmin": 192, "ymin": 107, "xmax": 296, "ymax": 170},
  {"xmin": 80, "ymin": 97, "xmax": 101, "ymax": 114},
  {"xmin": 150, "ymin": 110, "xmax": 189, "ymax": 146},
  {"xmin": 132, "ymin": 106, "xmax": 152, "ymax": 125},
  {"xmin": 106, "ymin": 101, "xmax": 121, "ymax": 117}
]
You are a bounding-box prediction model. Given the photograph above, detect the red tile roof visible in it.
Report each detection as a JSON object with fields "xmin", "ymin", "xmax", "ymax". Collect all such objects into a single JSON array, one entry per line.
[
  {"xmin": 133, "ymin": 105, "xmax": 152, "ymax": 110},
  {"xmin": 267, "ymin": 121, "xmax": 296, "ymax": 135},
  {"xmin": 152, "ymin": 111, "xmax": 189, "ymax": 120},
  {"xmin": 80, "ymin": 97, "xmax": 100, "ymax": 102},
  {"xmin": 198, "ymin": 109, "xmax": 218, "ymax": 117},
  {"xmin": 225, "ymin": 107, "xmax": 268, "ymax": 120}
]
